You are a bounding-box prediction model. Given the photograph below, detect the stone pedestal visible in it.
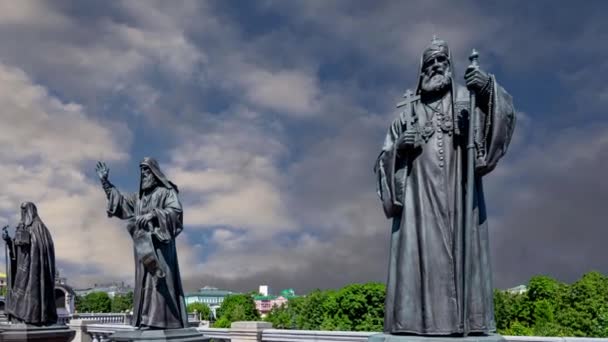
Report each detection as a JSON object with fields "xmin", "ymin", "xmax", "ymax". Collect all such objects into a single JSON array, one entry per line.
[
  {"xmin": 0, "ymin": 323, "xmax": 76, "ymax": 342},
  {"xmin": 109, "ymin": 327, "xmax": 209, "ymax": 342},
  {"xmin": 368, "ymin": 333, "xmax": 506, "ymax": 342},
  {"xmin": 230, "ymin": 321, "xmax": 272, "ymax": 342}
]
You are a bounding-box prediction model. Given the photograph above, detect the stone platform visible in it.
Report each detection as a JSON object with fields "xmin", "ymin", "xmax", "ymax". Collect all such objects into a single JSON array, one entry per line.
[
  {"xmin": 110, "ymin": 327, "xmax": 209, "ymax": 342},
  {"xmin": 0, "ymin": 323, "xmax": 75, "ymax": 342},
  {"xmin": 368, "ymin": 333, "xmax": 506, "ymax": 342}
]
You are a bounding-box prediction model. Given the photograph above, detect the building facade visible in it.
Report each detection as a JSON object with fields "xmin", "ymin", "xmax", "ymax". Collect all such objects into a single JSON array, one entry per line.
[
  {"xmin": 74, "ymin": 282, "xmax": 133, "ymax": 298},
  {"xmin": 185, "ymin": 286, "xmax": 237, "ymax": 318},
  {"xmin": 254, "ymin": 288, "xmax": 297, "ymax": 316}
]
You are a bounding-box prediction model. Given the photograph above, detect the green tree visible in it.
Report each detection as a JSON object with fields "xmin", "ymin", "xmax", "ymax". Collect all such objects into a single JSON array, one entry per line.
[
  {"xmin": 214, "ymin": 294, "xmax": 260, "ymax": 328},
  {"xmin": 272, "ymin": 283, "xmax": 385, "ymax": 332},
  {"xmin": 187, "ymin": 302, "xmax": 213, "ymax": 320},
  {"xmin": 327, "ymin": 283, "xmax": 385, "ymax": 331},
  {"xmin": 111, "ymin": 292, "xmax": 133, "ymax": 312},
  {"xmin": 292, "ymin": 289, "xmax": 332, "ymax": 330},
  {"xmin": 555, "ymin": 271, "xmax": 608, "ymax": 336},
  {"xmin": 76, "ymin": 292, "xmax": 112, "ymax": 313},
  {"xmin": 265, "ymin": 303, "xmax": 296, "ymax": 329}
]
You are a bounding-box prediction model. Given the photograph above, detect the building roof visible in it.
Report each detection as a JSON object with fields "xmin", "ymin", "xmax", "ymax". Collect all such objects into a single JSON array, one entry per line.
[
  {"xmin": 280, "ymin": 289, "xmax": 296, "ymax": 297},
  {"xmin": 254, "ymin": 288, "xmax": 298, "ymax": 301},
  {"xmin": 186, "ymin": 287, "xmax": 236, "ymax": 297},
  {"xmin": 253, "ymin": 295, "xmax": 278, "ymax": 300}
]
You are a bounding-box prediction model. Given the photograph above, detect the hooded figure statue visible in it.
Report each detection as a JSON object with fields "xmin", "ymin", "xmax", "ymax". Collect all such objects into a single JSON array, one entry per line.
[
  {"xmin": 96, "ymin": 157, "xmax": 188, "ymax": 329},
  {"xmin": 374, "ymin": 37, "xmax": 516, "ymax": 335},
  {"xmin": 2, "ymin": 202, "xmax": 57, "ymax": 325}
]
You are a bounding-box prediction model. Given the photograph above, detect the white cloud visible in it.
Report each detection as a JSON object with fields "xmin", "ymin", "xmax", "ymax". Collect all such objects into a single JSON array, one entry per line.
[
  {"xmin": 240, "ymin": 69, "xmax": 321, "ymax": 116},
  {"xmin": 166, "ymin": 113, "xmax": 296, "ymax": 236},
  {"xmin": 0, "ymin": 62, "xmax": 137, "ymax": 286}
]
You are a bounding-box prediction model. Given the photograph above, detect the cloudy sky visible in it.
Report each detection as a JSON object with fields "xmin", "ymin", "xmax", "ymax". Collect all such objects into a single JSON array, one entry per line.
[{"xmin": 0, "ymin": 0, "xmax": 606, "ymax": 294}]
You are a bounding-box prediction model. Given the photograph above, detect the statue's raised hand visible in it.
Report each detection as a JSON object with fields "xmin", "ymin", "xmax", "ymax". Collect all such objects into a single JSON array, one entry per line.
[{"xmin": 96, "ymin": 161, "xmax": 110, "ymax": 180}]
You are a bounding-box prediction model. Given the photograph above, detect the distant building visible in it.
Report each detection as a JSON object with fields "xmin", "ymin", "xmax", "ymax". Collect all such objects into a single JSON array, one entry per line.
[
  {"xmin": 506, "ymin": 285, "xmax": 527, "ymax": 294},
  {"xmin": 259, "ymin": 285, "xmax": 269, "ymax": 296},
  {"xmin": 185, "ymin": 286, "xmax": 237, "ymax": 318},
  {"xmin": 254, "ymin": 288, "xmax": 297, "ymax": 316},
  {"xmin": 74, "ymin": 282, "xmax": 133, "ymax": 298}
]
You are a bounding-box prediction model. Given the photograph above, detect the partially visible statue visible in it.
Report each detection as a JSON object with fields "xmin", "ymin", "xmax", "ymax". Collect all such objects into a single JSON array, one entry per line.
[
  {"xmin": 374, "ymin": 37, "xmax": 516, "ymax": 336},
  {"xmin": 95, "ymin": 158, "xmax": 188, "ymax": 330},
  {"xmin": 3, "ymin": 202, "xmax": 57, "ymax": 325}
]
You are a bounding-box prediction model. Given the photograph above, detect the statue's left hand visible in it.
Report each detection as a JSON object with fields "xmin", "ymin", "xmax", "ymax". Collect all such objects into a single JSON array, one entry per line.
[
  {"xmin": 464, "ymin": 66, "xmax": 490, "ymax": 94},
  {"xmin": 135, "ymin": 213, "xmax": 155, "ymax": 229}
]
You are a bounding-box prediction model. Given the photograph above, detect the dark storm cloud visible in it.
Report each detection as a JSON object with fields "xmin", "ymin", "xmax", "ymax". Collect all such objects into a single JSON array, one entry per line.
[{"xmin": 1, "ymin": 0, "xmax": 607, "ymax": 292}]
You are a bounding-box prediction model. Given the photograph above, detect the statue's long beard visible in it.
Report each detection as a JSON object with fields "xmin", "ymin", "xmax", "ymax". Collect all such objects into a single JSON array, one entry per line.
[
  {"xmin": 420, "ymin": 72, "xmax": 452, "ymax": 96},
  {"xmin": 141, "ymin": 176, "xmax": 158, "ymax": 191}
]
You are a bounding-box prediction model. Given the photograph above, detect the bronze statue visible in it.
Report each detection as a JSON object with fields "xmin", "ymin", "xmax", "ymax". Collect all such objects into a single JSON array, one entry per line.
[
  {"xmin": 374, "ymin": 37, "xmax": 516, "ymax": 336},
  {"xmin": 96, "ymin": 158, "xmax": 188, "ymax": 330},
  {"xmin": 2, "ymin": 202, "xmax": 57, "ymax": 326}
]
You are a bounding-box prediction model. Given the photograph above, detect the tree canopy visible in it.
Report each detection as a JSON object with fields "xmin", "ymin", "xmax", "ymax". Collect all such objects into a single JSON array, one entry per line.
[
  {"xmin": 187, "ymin": 302, "xmax": 213, "ymax": 320},
  {"xmin": 264, "ymin": 272, "xmax": 608, "ymax": 337},
  {"xmin": 76, "ymin": 291, "xmax": 112, "ymax": 313},
  {"xmin": 214, "ymin": 293, "xmax": 260, "ymax": 328}
]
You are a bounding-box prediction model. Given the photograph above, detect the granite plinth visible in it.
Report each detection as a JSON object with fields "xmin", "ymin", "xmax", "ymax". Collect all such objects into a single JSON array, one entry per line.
[
  {"xmin": 0, "ymin": 323, "xmax": 75, "ymax": 342},
  {"xmin": 110, "ymin": 328, "xmax": 209, "ymax": 342},
  {"xmin": 368, "ymin": 333, "xmax": 506, "ymax": 342}
]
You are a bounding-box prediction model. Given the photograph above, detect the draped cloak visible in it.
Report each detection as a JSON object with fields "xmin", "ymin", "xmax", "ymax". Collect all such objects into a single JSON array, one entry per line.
[
  {"xmin": 374, "ymin": 74, "xmax": 516, "ymax": 334},
  {"xmin": 103, "ymin": 158, "xmax": 188, "ymax": 329},
  {"xmin": 5, "ymin": 202, "xmax": 57, "ymax": 325}
]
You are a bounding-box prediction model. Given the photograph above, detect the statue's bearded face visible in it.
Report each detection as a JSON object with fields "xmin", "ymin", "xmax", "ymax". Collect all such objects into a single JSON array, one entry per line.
[
  {"xmin": 141, "ymin": 166, "xmax": 158, "ymax": 191},
  {"xmin": 420, "ymin": 54, "xmax": 452, "ymax": 95}
]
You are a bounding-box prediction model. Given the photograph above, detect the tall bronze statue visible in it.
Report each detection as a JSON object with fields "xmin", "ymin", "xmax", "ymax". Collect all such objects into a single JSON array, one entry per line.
[
  {"xmin": 95, "ymin": 158, "xmax": 188, "ymax": 330},
  {"xmin": 374, "ymin": 37, "xmax": 516, "ymax": 336},
  {"xmin": 2, "ymin": 202, "xmax": 57, "ymax": 326}
]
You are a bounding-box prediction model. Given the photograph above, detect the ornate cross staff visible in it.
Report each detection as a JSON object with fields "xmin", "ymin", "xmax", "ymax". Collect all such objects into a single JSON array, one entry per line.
[{"xmin": 463, "ymin": 48, "xmax": 480, "ymax": 337}]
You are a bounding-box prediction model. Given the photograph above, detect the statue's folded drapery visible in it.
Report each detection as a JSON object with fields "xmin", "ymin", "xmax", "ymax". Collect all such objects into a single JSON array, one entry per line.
[
  {"xmin": 375, "ymin": 39, "xmax": 516, "ymax": 335},
  {"xmin": 5, "ymin": 202, "xmax": 57, "ymax": 325}
]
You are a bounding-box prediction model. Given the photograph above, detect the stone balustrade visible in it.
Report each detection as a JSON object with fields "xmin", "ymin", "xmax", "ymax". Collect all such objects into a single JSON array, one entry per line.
[
  {"xmin": 62, "ymin": 313, "xmax": 134, "ymax": 325},
  {"xmin": 263, "ymin": 329, "xmax": 375, "ymax": 342},
  {"xmin": 65, "ymin": 321, "xmax": 608, "ymax": 342}
]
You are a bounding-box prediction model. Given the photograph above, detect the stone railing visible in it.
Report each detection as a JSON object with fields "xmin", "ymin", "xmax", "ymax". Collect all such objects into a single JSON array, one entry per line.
[
  {"xmin": 66, "ymin": 313, "xmax": 133, "ymax": 325},
  {"xmin": 69, "ymin": 320, "xmax": 135, "ymax": 342},
  {"xmin": 263, "ymin": 329, "xmax": 374, "ymax": 342},
  {"xmin": 65, "ymin": 321, "xmax": 608, "ymax": 342},
  {"xmin": 198, "ymin": 326, "xmax": 230, "ymax": 341}
]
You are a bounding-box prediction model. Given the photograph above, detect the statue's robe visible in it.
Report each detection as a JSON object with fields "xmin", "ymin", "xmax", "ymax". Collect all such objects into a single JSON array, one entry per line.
[
  {"xmin": 5, "ymin": 208, "xmax": 57, "ymax": 325},
  {"xmin": 105, "ymin": 184, "xmax": 188, "ymax": 329},
  {"xmin": 375, "ymin": 79, "xmax": 515, "ymax": 335}
]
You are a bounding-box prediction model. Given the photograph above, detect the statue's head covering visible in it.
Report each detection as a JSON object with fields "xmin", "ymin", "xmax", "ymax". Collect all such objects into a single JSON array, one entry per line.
[
  {"xmin": 20, "ymin": 202, "xmax": 39, "ymax": 227},
  {"xmin": 415, "ymin": 36, "xmax": 455, "ymax": 95},
  {"xmin": 139, "ymin": 157, "xmax": 179, "ymax": 197}
]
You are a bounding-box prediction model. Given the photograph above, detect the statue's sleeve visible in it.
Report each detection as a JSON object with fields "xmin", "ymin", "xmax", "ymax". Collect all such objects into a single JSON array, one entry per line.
[
  {"xmin": 475, "ymin": 76, "xmax": 517, "ymax": 176},
  {"xmin": 374, "ymin": 114, "xmax": 404, "ymax": 219},
  {"xmin": 150, "ymin": 188, "xmax": 183, "ymax": 243},
  {"xmin": 105, "ymin": 184, "xmax": 137, "ymax": 220}
]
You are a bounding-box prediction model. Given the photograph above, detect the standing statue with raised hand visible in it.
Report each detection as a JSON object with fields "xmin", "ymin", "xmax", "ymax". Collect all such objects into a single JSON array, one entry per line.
[
  {"xmin": 373, "ymin": 37, "xmax": 516, "ymax": 338},
  {"xmin": 95, "ymin": 158, "xmax": 189, "ymax": 331}
]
